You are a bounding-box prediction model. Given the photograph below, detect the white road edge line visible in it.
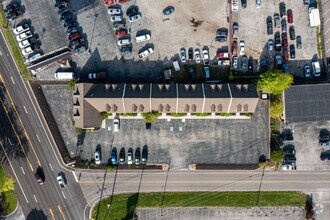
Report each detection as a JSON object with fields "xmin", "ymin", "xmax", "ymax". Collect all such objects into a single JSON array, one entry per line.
[
  {"xmin": 49, "ymin": 163, "xmax": 53, "ymax": 171},
  {"xmin": 36, "ymin": 134, "xmax": 40, "ymax": 142},
  {"xmin": 62, "ymin": 191, "xmax": 66, "ymax": 199},
  {"xmin": 23, "ymin": 106, "xmax": 28, "ymax": 114},
  {"xmin": 72, "ymin": 171, "xmax": 79, "ymax": 182},
  {"xmin": 33, "ymin": 194, "xmax": 38, "ymax": 203},
  {"xmin": 10, "ymin": 76, "xmax": 15, "ymax": 84},
  {"xmin": 0, "ymin": 141, "xmax": 29, "ymax": 203},
  {"xmin": 20, "ymin": 166, "xmax": 25, "ymax": 175},
  {"xmin": 7, "ymin": 137, "xmax": 12, "ymax": 146}
]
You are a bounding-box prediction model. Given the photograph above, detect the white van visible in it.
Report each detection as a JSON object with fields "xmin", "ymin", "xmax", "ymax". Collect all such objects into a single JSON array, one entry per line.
[
  {"xmin": 136, "ymin": 34, "xmax": 151, "ymax": 43},
  {"xmin": 117, "ymin": 38, "xmax": 131, "ymax": 46},
  {"xmin": 54, "ymin": 72, "xmax": 74, "ymax": 80}
]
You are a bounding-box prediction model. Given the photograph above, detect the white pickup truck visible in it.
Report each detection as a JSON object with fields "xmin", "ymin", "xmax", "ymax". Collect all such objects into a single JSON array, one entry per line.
[{"xmin": 138, "ymin": 47, "xmax": 154, "ymax": 60}]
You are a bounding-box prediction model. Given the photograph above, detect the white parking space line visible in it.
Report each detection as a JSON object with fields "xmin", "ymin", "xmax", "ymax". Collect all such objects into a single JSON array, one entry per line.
[
  {"xmin": 33, "ymin": 194, "xmax": 38, "ymax": 203},
  {"xmin": 23, "ymin": 106, "xmax": 28, "ymax": 114},
  {"xmin": 10, "ymin": 76, "xmax": 15, "ymax": 84},
  {"xmin": 7, "ymin": 137, "xmax": 13, "ymax": 146},
  {"xmin": 49, "ymin": 163, "xmax": 53, "ymax": 171},
  {"xmin": 36, "ymin": 134, "xmax": 40, "ymax": 142},
  {"xmin": 62, "ymin": 191, "xmax": 66, "ymax": 199},
  {"xmin": 20, "ymin": 166, "xmax": 25, "ymax": 175},
  {"xmin": 72, "ymin": 171, "xmax": 79, "ymax": 182}
]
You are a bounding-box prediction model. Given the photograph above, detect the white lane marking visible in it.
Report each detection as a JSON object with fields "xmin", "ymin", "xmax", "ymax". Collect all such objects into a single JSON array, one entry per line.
[
  {"xmin": 7, "ymin": 137, "xmax": 13, "ymax": 146},
  {"xmin": 62, "ymin": 191, "xmax": 66, "ymax": 199},
  {"xmin": 0, "ymin": 50, "xmax": 2, "ymax": 56},
  {"xmin": 36, "ymin": 134, "xmax": 40, "ymax": 142},
  {"xmin": 72, "ymin": 171, "xmax": 79, "ymax": 182},
  {"xmin": 20, "ymin": 167, "xmax": 25, "ymax": 175},
  {"xmin": 23, "ymin": 106, "xmax": 28, "ymax": 114},
  {"xmin": 10, "ymin": 76, "xmax": 15, "ymax": 84},
  {"xmin": 49, "ymin": 163, "xmax": 53, "ymax": 171},
  {"xmin": 0, "ymin": 141, "xmax": 29, "ymax": 203},
  {"xmin": 33, "ymin": 194, "xmax": 38, "ymax": 203}
]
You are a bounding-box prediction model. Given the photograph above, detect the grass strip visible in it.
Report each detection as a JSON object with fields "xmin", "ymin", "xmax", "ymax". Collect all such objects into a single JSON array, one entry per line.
[
  {"xmin": 0, "ymin": 8, "xmax": 31, "ymax": 80},
  {"xmin": 92, "ymin": 191, "xmax": 306, "ymax": 220},
  {"xmin": 0, "ymin": 166, "xmax": 17, "ymax": 215}
]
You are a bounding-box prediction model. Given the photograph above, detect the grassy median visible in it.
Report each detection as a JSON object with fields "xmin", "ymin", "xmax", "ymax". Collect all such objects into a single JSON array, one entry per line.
[
  {"xmin": 0, "ymin": 7, "xmax": 31, "ymax": 80},
  {"xmin": 0, "ymin": 166, "xmax": 17, "ymax": 215},
  {"xmin": 92, "ymin": 191, "xmax": 306, "ymax": 220}
]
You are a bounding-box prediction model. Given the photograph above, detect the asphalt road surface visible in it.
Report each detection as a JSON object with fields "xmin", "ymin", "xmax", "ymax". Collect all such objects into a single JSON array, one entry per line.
[{"xmin": 0, "ymin": 30, "xmax": 86, "ymax": 220}]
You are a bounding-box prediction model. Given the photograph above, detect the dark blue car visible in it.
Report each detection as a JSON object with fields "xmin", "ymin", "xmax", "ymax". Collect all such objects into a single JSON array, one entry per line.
[{"xmin": 111, "ymin": 151, "xmax": 117, "ymax": 165}]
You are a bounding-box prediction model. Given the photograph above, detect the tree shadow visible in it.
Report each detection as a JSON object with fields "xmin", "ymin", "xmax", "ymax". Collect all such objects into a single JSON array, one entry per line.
[
  {"xmin": 125, "ymin": 193, "xmax": 139, "ymax": 220},
  {"xmin": 26, "ymin": 208, "xmax": 47, "ymax": 220}
]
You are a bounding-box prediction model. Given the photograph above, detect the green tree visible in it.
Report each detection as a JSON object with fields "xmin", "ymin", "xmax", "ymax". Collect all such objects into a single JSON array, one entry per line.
[
  {"xmin": 0, "ymin": 176, "xmax": 15, "ymax": 193},
  {"xmin": 257, "ymin": 70, "xmax": 293, "ymax": 95},
  {"xmin": 141, "ymin": 111, "xmax": 161, "ymax": 123},
  {"xmin": 68, "ymin": 79, "xmax": 78, "ymax": 90},
  {"xmin": 270, "ymin": 97, "xmax": 284, "ymax": 119},
  {"xmin": 99, "ymin": 111, "xmax": 109, "ymax": 120}
]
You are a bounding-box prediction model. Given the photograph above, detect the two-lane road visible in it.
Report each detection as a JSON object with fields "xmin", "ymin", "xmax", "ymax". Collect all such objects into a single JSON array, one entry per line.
[{"xmin": 0, "ymin": 29, "xmax": 86, "ymax": 219}]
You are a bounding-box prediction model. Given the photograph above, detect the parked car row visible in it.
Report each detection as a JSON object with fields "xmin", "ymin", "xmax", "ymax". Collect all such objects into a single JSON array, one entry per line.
[
  {"xmin": 4, "ymin": 2, "xmax": 23, "ymax": 22},
  {"xmin": 54, "ymin": 0, "xmax": 86, "ymax": 55},
  {"xmin": 282, "ymin": 145, "xmax": 296, "ymax": 170},
  {"xmin": 13, "ymin": 24, "xmax": 42, "ymax": 58}
]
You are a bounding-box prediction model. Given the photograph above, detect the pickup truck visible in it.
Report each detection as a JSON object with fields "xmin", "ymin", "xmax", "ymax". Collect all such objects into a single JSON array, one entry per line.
[
  {"xmin": 88, "ymin": 72, "xmax": 106, "ymax": 80},
  {"xmin": 138, "ymin": 47, "xmax": 153, "ymax": 60}
]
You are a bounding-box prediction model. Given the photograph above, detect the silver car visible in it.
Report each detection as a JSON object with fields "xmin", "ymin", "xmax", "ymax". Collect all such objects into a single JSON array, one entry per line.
[{"xmin": 113, "ymin": 118, "xmax": 119, "ymax": 132}]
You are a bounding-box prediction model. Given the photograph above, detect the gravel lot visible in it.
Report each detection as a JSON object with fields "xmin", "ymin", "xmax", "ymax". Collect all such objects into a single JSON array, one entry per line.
[{"xmin": 234, "ymin": 0, "xmax": 318, "ymax": 76}]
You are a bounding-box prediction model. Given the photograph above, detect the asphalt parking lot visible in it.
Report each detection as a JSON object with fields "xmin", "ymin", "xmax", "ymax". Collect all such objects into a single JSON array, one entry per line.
[
  {"xmin": 42, "ymin": 84, "xmax": 269, "ymax": 168},
  {"xmin": 234, "ymin": 0, "xmax": 318, "ymax": 76},
  {"xmin": 286, "ymin": 121, "xmax": 330, "ymax": 171}
]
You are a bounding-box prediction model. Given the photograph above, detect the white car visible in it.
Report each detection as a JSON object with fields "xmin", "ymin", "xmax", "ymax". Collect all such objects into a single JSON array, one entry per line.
[
  {"xmin": 16, "ymin": 31, "xmax": 33, "ymax": 42},
  {"xmin": 129, "ymin": 13, "xmax": 141, "ymax": 22},
  {"xmin": 194, "ymin": 49, "xmax": 201, "ymax": 63},
  {"xmin": 239, "ymin": 40, "xmax": 245, "ymax": 55},
  {"xmin": 138, "ymin": 47, "xmax": 153, "ymax": 59},
  {"xmin": 94, "ymin": 151, "xmax": 101, "ymax": 164},
  {"xmin": 202, "ymin": 49, "xmax": 209, "ymax": 65},
  {"xmin": 232, "ymin": 0, "xmax": 238, "ymax": 11},
  {"xmin": 127, "ymin": 149, "xmax": 133, "ymax": 165},
  {"xmin": 56, "ymin": 173, "xmax": 66, "ymax": 188},
  {"xmin": 107, "ymin": 8, "xmax": 121, "ymax": 15},
  {"xmin": 180, "ymin": 48, "xmax": 186, "ymax": 63},
  {"xmin": 21, "ymin": 47, "xmax": 33, "ymax": 56},
  {"xmin": 256, "ymin": 0, "xmax": 261, "ymax": 8},
  {"xmin": 117, "ymin": 38, "xmax": 131, "ymax": 46},
  {"xmin": 110, "ymin": 15, "xmax": 122, "ymax": 22},
  {"xmin": 18, "ymin": 40, "xmax": 30, "ymax": 49},
  {"xmin": 13, "ymin": 24, "xmax": 29, "ymax": 35},
  {"xmin": 113, "ymin": 118, "xmax": 119, "ymax": 132}
]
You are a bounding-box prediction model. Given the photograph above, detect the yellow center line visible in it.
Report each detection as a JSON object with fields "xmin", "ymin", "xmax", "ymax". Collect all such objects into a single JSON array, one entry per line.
[
  {"xmin": 49, "ymin": 208, "xmax": 55, "ymax": 220},
  {"xmin": 58, "ymin": 205, "xmax": 66, "ymax": 220},
  {"xmin": 0, "ymin": 96, "xmax": 34, "ymax": 172},
  {"xmin": 0, "ymin": 74, "xmax": 41, "ymax": 167},
  {"xmin": 79, "ymin": 180, "xmax": 330, "ymax": 183}
]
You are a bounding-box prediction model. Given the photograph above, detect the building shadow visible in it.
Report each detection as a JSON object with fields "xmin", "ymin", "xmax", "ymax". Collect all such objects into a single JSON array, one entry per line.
[{"xmin": 26, "ymin": 208, "xmax": 47, "ymax": 220}]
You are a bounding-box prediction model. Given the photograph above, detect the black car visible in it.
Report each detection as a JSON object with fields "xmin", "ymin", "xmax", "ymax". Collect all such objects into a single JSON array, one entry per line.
[
  {"xmin": 70, "ymin": 38, "xmax": 85, "ymax": 48},
  {"xmin": 57, "ymin": 6, "xmax": 69, "ymax": 15},
  {"xmin": 296, "ymin": 35, "xmax": 302, "ymax": 49},
  {"xmin": 63, "ymin": 19, "xmax": 76, "ymax": 28},
  {"xmin": 215, "ymin": 36, "xmax": 227, "ymax": 43},
  {"xmin": 60, "ymin": 12, "xmax": 72, "ymax": 22},
  {"xmin": 241, "ymin": 0, "xmax": 247, "ymax": 8},
  {"xmin": 281, "ymin": 18, "xmax": 287, "ymax": 33},
  {"xmin": 216, "ymin": 28, "xmax": 228, "ymax": 36},
  {"xmin": 54, "ymin": 0, "xmax": 68, "ymax": 8},
  {"xmin": 4, "ymin": 3, "xmax": 20, "ymax": 15},
  {"xmin": 289, "ymin": 44, "xmax": 295, "ymax": 59},
  {"xmin": 320, "ymin": 129, "xmax": 330, "ymax": 147},
  {"xmin": 241, "ymin": 55, "xmax": 247, "ymax": 70},
  {"xmin": 284, "ymin": 146, "xmax": 296, "ymax": 163},
  {"xmin": 289, "ymin": 26, "xmax": 295, "ymax": 40},
  {"xmin": 248, "ymin": 58, "xmax": 253, "ymax": 72},
  {"xmin": 188, "ymin": 48, "xmax": 193, "ymax": 60},
  {"xmin": 275, "ymin": 32, "xmax": 282, "ymax": 51},
  {"xmin": 135, "ymin": 148, "xmax": 140, "ymax": 165},
  {"xmin": 321, "ymin": 151, "xmax": 330, "ymax": 161},
  {"xmin": 142, "ymin": 147, "xmax": 148, "ymax": 164},
  {"xmin": 119, "ymin": 148, "xmax": 125, "ymax": 164},
  {"xmin": 163, "ymin": 6, "xmax": 175, "ymax": 16},
  {"xmin": 7, "ymin": 9, "xmax": 23, "ymax": 22},
  {"xmin": 120, "ymin": 45, "xmax": 132, "ymax": 54},
  {"xmin": 233, "ymin": 22, "xmax": 239, "ymax": 35},
  {"xmin": 279, "ymin": 2, "xmax": 286, "ymax": 18},
  {"xmin": 267, "ymin": 17, "xmax": 273, "ymax": 35},
  {"xmin": 188, "ymin": 66, "xmax": 195, "ymax": 79}
]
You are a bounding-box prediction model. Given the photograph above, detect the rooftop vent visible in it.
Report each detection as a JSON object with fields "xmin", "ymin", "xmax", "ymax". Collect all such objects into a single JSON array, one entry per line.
[
  {"xmin": 158, "ymin": 84, "xmax": 164, "ymax": 92},
  {"xmin": 217, "ymin": 84, "xmax": 222, "ymax": 92},
  {"xmin": 112, "ymin": 84, "xmax": 117, "ymax": 91},
  {"xmin": 184, "ymin": 84, "xmax": 190, "ymax": 92},
  {"xmin": 210, "ymin": 84, "xmax": 216, "ymax": 92},
  {"xmin": 132, "ymin": 84, "xmax": 137, "ymax": 92},
  {"xmin": 236, "ymin": 84, "xmax": 242, "ymax": 92},
  {"xmin": 105, "ymin": 84, "xmax": 111, "ymax": 92},
  {"xmin": 138, "ymin": 84, "xmax": 144, "ymax": 92},
  {"xmin": 191, "ymin": 84, "xmax": 197, "ymax": 92},
  {"xmin": 243, "ymin": 84, "xmax": 249, "ymax": 92}
]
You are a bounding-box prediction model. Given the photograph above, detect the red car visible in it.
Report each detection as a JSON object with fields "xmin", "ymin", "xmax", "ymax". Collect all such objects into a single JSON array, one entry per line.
[
  {"xmin": 69, "ymin": 32, "xmax": 81, "ymax": 41},
  {"xmin": 103, "ymin": 0, "xmax": 116, "ymax": 7},
  {"xmin": 282, "ymin": 48, "xmax": 289, "ymax": 61},
  {"xmin": 232, "ymin": 38, "xmax": 238, "ymax": 56},
  {"xmin": 281, "ymin": 33, "xmax": 288, "ymax": 48},
  {"xmin": 115, "ymin": 29, "xmax": 127, "ymax": 37},
  {"xmin": 287, "ymin": 9, "xmax": 293, "ymax": 23},
  {"xmin": 35, "ymin": 173, "xmax": 43, "ymax": 185},
  {"xmin": 118, "ymin": 0, "xmax": 130, "ymax": 4}
]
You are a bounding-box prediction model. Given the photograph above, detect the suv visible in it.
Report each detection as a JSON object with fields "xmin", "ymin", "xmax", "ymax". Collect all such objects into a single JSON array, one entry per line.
[
  {"xmin": 320, "ymin": 129, "xmax": 330, "ymax": 147},
  {"xmin": 289, "ymin": 44, "xmax": 295, "ymax": 59},
  {"xmin": 281, "ymin": 18, "xmax": 287, "ymax": 33},
  {"xmin": 275, "ymin": 32, "xmax": 281, "ymax": 51},
  {"xmin": 296, "ymin": 35, "xmax": 302, "ymax": 49},
  {"xmin": 180, "ymin": 48, "xmax": 186, "ymax": 63},
  {"xmin": 289, "ymin": 26, "xmax": 295, "ymax": 40},
  {"xmin": 233, "ymin": 22, "xmax": 239, "ymax": 35},
  {"xmin": 135, "ymin": 148, "xmax": 140, "ymax": 165},
  {"xmin": 232, "ymin": 38, "xmax": 238, "ymax": 56},
  {"xmin": 274, "ymin": 13, "xmax": 280, "ymax": 28},
  {"xmin": 267, "ymin": 17, "xmax": 273, "ymax": 35},
  {"xmin": 241, "ymin": 55, "xmax": 248, "ymax": 70},
  {"xmin": 279, "ymin": 2, "xmax": 286, "ymax": 18}
]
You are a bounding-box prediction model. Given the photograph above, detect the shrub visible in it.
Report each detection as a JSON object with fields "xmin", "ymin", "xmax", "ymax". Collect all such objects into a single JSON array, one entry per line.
[
  {"xmin": 106, "ymin": 165, "xmax": 116, "ymax": 172},
  {"xmin": 118, "ymin": 113, "xmax": 137, "ymax": 116},
  {"xmin": 68, "ymin": 79, "xmax": 78, "ymax": 90},
  {"xmin": 170, "ymin": 113, "xmax": 185, "ymax": 117},
  {"xmin": 194, "ymin": 113, "xmax": 211, "ymax": 117},
  {"xmin": 270, "ymin": 96, "xmax": 284, "ymax": 119},
  {"xmin": 220, "ymin": 113, "xmax": 232, "ymax": 117},
  {"xmin": 99, "ymin": 111, "xmax": 109, "ymax": 120},
  {"xmin": 141, "ymin": 111, "xmax": 161, "ymax": 123}
]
